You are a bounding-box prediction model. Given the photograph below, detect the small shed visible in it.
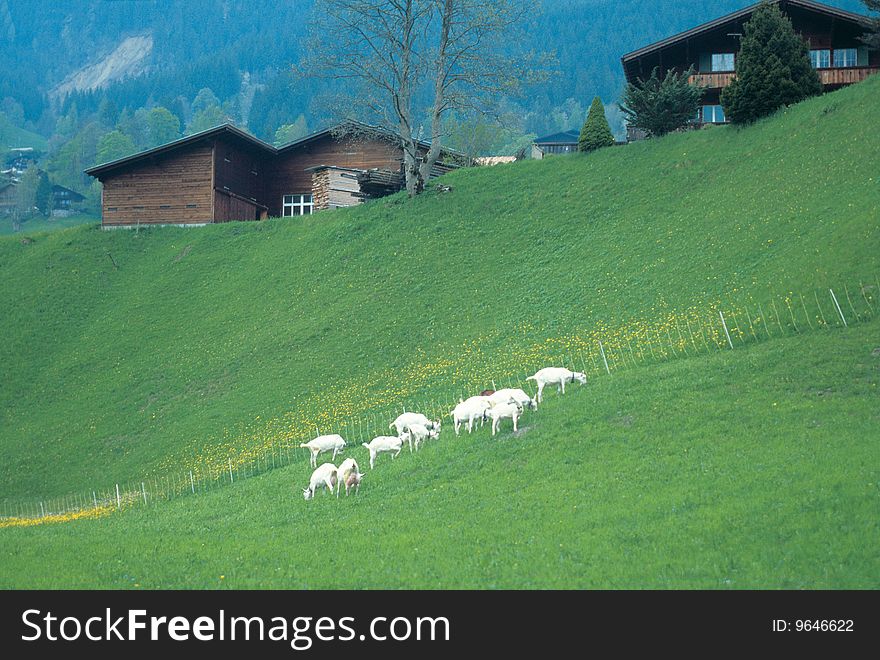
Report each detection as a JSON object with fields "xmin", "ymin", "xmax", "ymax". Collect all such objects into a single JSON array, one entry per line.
[{"xmin": 531, "ymin": 130, "xmax": 580, "ymax": 159}]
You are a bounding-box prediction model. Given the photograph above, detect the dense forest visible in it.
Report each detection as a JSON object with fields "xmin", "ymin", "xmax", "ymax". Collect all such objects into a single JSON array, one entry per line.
[{"xmin": 0, "ymin": 0, "xmax": 868, "ymax": 208}]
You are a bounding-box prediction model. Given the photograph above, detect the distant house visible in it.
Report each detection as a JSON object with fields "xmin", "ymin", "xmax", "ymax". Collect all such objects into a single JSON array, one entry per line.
[
  {"xmin": 85, "ymin": 122, "xmax": 458, "ymax": 228},
  {"xmin": 531, "ymin": 130, "xmax": 580, "ymax": 159},
  {"xmin": 51, "ymin": 184, "xmax": 85, "ymax": 216},
  {"xmin": 0, "ymin": 181, "xmax": 15, "ymax": 215},
  {"xmin": 621, "ymin": 0, "xmax": 879, "ymax": 128}
]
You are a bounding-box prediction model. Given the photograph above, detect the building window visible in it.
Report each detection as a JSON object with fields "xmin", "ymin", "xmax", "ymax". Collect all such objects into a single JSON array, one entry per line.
[
  {"xmin": 711, "ymin": 53, "xmax": 735, "ymax": 72},
  {"xmin": 282, "ymin": 194, "xmax": 313, "ymax": 216},
  {"xmin": 833, "ymin": 48, "xmax": 857, "ymax": 68},
  {"xmin": 810, "ymin": 49, "xmax": 830, "ymax": 69},
  {"xmin": 702, "ymin": 105, "xmax": 726, "ymax": 124}
]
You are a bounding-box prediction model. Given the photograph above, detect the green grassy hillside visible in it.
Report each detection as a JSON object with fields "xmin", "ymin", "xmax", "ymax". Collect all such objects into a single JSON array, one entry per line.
[
  {"xmin": 0, "ymin": 78, "xmax": 878, "ymax": 588},
  {"xmin": 1, "ymin": 323, "xmax": 877, "ymax": 588},
  {"xmin": 0, "ymin": 212, "xmax": 98, "ymax": 236},
  {"xmin": 0, "ymin": 113, "xmax": 48, "ymax": 151}
]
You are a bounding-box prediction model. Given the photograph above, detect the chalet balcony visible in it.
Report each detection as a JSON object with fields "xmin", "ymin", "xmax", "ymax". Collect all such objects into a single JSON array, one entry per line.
[
  {"xmin": 689, "ymin": 66, "xmax": 879, "ymax": 89},
  {"xmin": 688, "ymin": 71, "xmax": 735, "ymax": 88},
  {"xmin": 817, "ymin": 66, "xmax": 880, "ymax": 86}
]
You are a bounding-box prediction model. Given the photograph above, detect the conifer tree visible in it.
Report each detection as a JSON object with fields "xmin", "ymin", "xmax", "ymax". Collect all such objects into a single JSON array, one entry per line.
[
  {"xmin": 578, "ymin": 97, "xmax": 615, "ymax": 152},
  {"xmin": 721, "ymin": 1, "xmax": 822, "ymax": 124}
]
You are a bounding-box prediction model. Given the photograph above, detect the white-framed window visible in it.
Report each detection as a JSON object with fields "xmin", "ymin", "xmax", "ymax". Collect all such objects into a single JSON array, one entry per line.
[
  {"xmin": 282, "ymin": 194, "xmax": 313, "ymax": 216},
  {"xmin": 702, "ymin": 105, "xmax": 726, "ymax": 124},
  {"xmin": 810, "ymin": 49, "xmax": 830, "ymax": 69},
  {"xmin": 833, "ymin": 48, "xmax": 857, "ymax": 68},
  {"xmin": 711, "ymin": 53, "xmax": 735, "ymax": 72}
]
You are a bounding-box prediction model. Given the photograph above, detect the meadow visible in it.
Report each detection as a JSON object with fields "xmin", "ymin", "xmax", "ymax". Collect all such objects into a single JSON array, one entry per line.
[
  {"xmin": 0, "ymin": 76, "xmax": 877, "ymax": 588},
  {"xmin": 0, "ymin": 322, "xmax": 877, "ymax": 588},
  {"xmin": 0, "ymin": 212, "xmax": 98, "ymax": 237}
]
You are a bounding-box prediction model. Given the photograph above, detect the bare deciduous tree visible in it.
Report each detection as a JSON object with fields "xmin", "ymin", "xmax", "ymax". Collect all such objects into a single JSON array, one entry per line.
[{"xmin": 301, "ymin": 0, "xmax": 549, "ymax": 196}]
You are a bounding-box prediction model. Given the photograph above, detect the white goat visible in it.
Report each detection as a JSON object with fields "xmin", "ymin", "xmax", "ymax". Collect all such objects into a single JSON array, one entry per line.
[
  {"xmin": 300, "ymin": 434, "xmax": 347, "ymax": 468},
  {"xmin": 362, "ymin": 436, "xmax": 403, "ymax": 470},
  {"xmin": 337, "ymin": 457, "xmax": 365, "ymax": 497},
  {"xmin": 302, "ymin": 463, "xmax": 338, "ymax": 501},
  {"xmin": 488, "ymin": 388, "xmax": 538, "ymax": 411},
  {"xmin": 486, "ymin": 401, "xmax": 523, "ymax": 436},
  {"xmin": 451, "ymin": 397, "xmax": 492, "ymax": 435},
  {"xmin": 526, "ymin": 367, "xmax": 587, "ymax": 403},
  {"xmin": 389, "ymin": 412, "xmax": 441, "ymax": 437},
  {"xmin": 407, "ymin": 422, "xmax": 440, "ymax": 451}
]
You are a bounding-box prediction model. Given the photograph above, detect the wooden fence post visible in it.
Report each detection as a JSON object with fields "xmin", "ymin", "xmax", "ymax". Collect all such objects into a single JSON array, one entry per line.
[
  {"xmin": 829, "ymin": 289, "xmax": 847, "ymax": 327},
  {"xmin": 719, "ymin": 311, "xmax": 734, "ymax": 349}
]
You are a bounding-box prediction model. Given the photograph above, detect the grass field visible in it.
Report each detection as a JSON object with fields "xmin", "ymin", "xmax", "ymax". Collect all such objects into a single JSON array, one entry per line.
[
  {"xmin": 0, "ymin": 213, "xmax": 98, "ymax": 236},
  {"xmin": 1, "ymin": 323, "xmax": 877, "ymax": 588},
  {"xmin": 0, "ymin": 77, "xmax": 877, "ymax": 588},
  {"xmin": 0, "ymin": 113, "xmax": 48, "ymax": 152}
]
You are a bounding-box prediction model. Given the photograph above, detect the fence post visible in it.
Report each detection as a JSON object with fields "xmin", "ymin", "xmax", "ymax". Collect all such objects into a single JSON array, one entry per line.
[
  {"xmin": 799, "ymin": 294, "xmax": 814, "ymax": 330},
  {"xmin": 859, "ymin": 282, "xmax": 875, "ymax": 317},
  {"xmin": 141, "ymin": 482, "xmax": 147, "ymax": 505},
  {"xmin": 598, "ymin": 341, "xmax": 610, "ymax": 375},
  {"xmin": 785, "ymin": 299, "xmax": 799, "ymax": 333},
  {"xmin": 719, "ymin": 311, "xmax": 734, "ymax": 349},
  {"xmin": 189, "ymin": 471, "xmax": 195, "ymax": 494},
  {"xmin": 843, "ymin": 284, "xmax": 859, "ymax": 323},
  {"xmin": 770, "ymin": 298, "xmax": 785, "ymax": 335},
  {"xmin": 116, "ymin": 484, "xmax": 121, "ymax": 509},
  {"xmin": 228, "ymin": 459, "xmax": 234, "ymax": 484},
  {"xmin": 93, "ymin": 491, "xmax": 98, "ymax": 512},
  {"xmin": 829, "ymin": 289, "xmax": 847, "ymax": 327}
]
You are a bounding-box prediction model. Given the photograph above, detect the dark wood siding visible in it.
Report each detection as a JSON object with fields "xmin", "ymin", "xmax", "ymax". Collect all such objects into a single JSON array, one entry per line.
[
  {"xmin": 214, "ymin": 190, "xmax": 266, "ymax": 222},
  {"xmin": 212, "ymin": 138, "xmax": 267, "ymax": 221},
  {"xmin": 267, "ymin": 135, "xmax": 404, "ymax": 216},
  {"xmin": 624, "ymin": 1, "xmax": 879, "ymax": 92},
  {"xmin": 101, "ymin": 144, "xmax": 214, "ymax": 226}
]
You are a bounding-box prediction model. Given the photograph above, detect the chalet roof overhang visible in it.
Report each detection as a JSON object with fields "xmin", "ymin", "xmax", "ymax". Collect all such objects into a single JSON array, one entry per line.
[
  {"xmin": 620, "ymin": 0, "xmax": 872, "ymax": 72},
  {"xmin": 86, "ymin": 120, "xmax": 462, "ymax": 180}
]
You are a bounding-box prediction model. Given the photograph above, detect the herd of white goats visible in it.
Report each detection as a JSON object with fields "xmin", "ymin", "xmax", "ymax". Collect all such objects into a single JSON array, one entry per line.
[{"xmin": 299, "ymin": 366, "xmax": 587, "ymax": 500}]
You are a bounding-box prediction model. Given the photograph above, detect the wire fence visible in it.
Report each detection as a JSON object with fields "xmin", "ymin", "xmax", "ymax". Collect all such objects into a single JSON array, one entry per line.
[{"xmin": 2, "ymin": 278, "xmax": 877, "ymax": 526}]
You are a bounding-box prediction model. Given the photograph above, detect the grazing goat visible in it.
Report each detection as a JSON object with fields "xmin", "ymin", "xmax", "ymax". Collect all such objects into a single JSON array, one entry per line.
[
  {"xmin": 337, "ymin": 458, "xmax": 365, "ymax": 496},
  {"xmin": 300, "ymin": 434, "xmax": 347, "ymax": 468},
  {"xmin": 526, "ymin": 367, "xmax": 587, "ymax": 403},
  {"xmin": 407, "ymin": 422, "xmax": 440, "ymax": 451},
  {"xmin": 486, "ymin": 401, "xmax": 523, "ymax": 436},
  {"xmin": 488, "ymin": 388, "xmax": 538, "ymax": 411},
  {"xmin": 302, "ymin": 463, "xmax": 338, "ymax": 501},
  {"xmin": 389, "ymin": 412, "xmax": 441, "ymax": 439},
  {"xmin": 451, "ymin": 397, "xmax": 492, "ymax": 435},
  {"xmin": 362, "ymin": 436, "xmax": 403, "ymax": 469}
]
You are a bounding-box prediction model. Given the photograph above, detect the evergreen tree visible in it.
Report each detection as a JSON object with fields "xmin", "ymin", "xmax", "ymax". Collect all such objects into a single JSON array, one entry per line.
[
  {"xmin": 863, "ymin": 0, "xmax": 880, "ymax": 49},
  {"xmin": 578, "ymin": 96, "xmax": 614, "ymax": 152},
  {"xmin": 35, "ymin": 171, "xmax": 52, "ymax": 216},
  {"xmin": 721, "ymin": 1, "xmax": 822, "ymax": 124},
  {"xmin": 620, "ymin": 67, "xmax": 704, "ymax": 137},
  {"xmin": 97, "ymin": 98, "xmax": 119, "ymax": 129}
]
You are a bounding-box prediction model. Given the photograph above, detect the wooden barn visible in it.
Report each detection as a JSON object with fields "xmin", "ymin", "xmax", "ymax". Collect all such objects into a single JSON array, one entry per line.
[
  {"xmin": 85, "ymin": 122, "xmax": 458, "ymax": 228},
  {"xmin": 621, "ymin": 0, "xmax": 879, "ymax": 127}
]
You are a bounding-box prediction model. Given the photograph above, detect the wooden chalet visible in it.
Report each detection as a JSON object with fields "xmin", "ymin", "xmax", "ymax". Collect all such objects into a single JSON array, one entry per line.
[
  {"xmin": 621, "ymin": 0, "xmax": 879, "ymax": 127},
  {"xmin": 51, "ymin": 184, "xmax": 85, "ymax": 214},
  {"xmin": 85, "ymin": 122, "xmax": 457, "ymax": 227}
]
